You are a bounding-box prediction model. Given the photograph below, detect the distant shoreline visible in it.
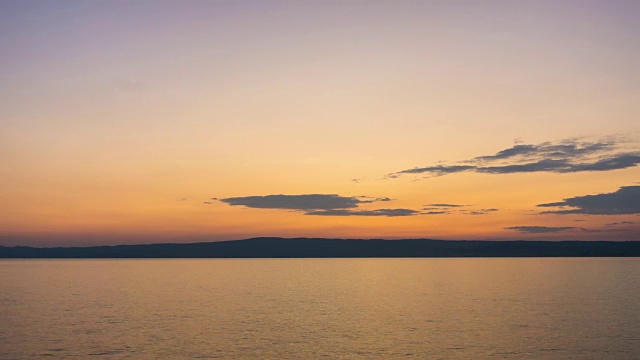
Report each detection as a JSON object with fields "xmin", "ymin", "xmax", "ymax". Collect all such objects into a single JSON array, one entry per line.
[{"xmin": 1, "ymin": 237, "xmax": 639, "ymax": 258}]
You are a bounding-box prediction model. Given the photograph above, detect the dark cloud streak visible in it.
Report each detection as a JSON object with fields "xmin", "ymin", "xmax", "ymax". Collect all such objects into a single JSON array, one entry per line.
[
  {"xmin": 605, "ymin": 221, "xmax": 636, "ymax": 226},
  {"xmin": 538, "ymin": 186, "xmax": 640, "ymax": 215},
  {"xmin": 425, "ymin": 203, "xmax": 468, "ymax": 207},
  {"xmin": 392, "ymin": 165, "xmax": 475, "ymax": 177},
  {"xmin": 305, "ymin": 209, "xmax": 420, "ymax": 217},
  {"xmin": 215, "ymin": 194, "xmax": 423, "ymax": 217},
  {"xmin": 505, "ymin": 225, "xmax": 630, "ymax": 234},
  {"xmin": 389, "ymin": 138, "xmax": 638, "ymax": 179},
  {"xmin": 475, "ymin": 141, "xmax": 614, "ymax": 162},
  {"xmin": 460, "ymin": 208, "xmax": 499, "ymax": 215},
  {"xmin": 218, "ymin": 194, "xmax": 363, "ymax": 210},
  {"xmin": 505, "ymin": 226, "xmax": 576, "ymax": 233}
]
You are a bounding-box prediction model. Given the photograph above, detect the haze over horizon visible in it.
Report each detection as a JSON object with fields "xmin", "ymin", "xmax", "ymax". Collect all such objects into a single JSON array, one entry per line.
[{"xmin": 2, "ymin": 1, "xmax": 639, "ymax": 247}]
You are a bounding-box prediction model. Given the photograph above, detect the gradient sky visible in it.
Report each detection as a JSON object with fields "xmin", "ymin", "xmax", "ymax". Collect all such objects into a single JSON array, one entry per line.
[{"xmin": 1, "ymin": 0, "xmax": 639, "ymax": 246}]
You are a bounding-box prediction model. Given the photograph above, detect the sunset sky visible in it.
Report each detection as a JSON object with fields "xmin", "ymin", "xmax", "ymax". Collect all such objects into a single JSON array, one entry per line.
[{"xmin": 2, "ymin": 0, "xmax": 639, "ymax": 246}]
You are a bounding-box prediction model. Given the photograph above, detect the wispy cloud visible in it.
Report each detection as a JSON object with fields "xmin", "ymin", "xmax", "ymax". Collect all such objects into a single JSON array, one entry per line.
[
  {"xmin": 424, "ymin": 203, "xmax": 468, "ymax": 208},
  {"xmin": 357, "ymin": 196, "xmax": 393, "ymax": 203},
  {"xmin": 474, "ymin": 141, "xmax": 613, "ymax": 162},
  {"xmin": 419, "ymin": 204, "xmax": 497, "ymax": 215},
  {"xmin": 389, "ymin": 165, "xmax": 475, "ymax": 178},
  {"xmin": 605, "ymin": 221, "xmax": 636, "ymax": 227},
  {"xmin": 579, "ymin": 228, "xmax": 629, "ymax": 233},
  {"xmin": 460, "ymin": 208, "xmax": 499, "ymax": 215},
  {"xmin": 505, "ymin": 225, "xmax": 629, "ymax": 234},
  {"xmin": 505, "ymin": 226, "xmax": 575, "ymax": 233},
  {"xmin": 389, "ymin": 137, "xmax": 639, "ymax": 179},
  {"xmin": 305, "ymin": 209, "xmax": 419, "ymax": 217},
  {"xmin": 538, "ymin": 186, "xmax": 640, "ymax": 215}
]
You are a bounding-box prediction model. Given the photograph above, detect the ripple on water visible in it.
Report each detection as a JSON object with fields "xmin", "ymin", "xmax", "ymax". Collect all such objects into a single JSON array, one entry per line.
[{"xmin": 2, "ymin": 258, "xmax": 640, "ymax": 359}]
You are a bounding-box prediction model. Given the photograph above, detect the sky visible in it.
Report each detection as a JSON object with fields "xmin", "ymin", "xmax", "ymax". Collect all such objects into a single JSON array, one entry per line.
[{"xmin": 1, "ymin": 0, "xmax": 639, "ymax": 246}]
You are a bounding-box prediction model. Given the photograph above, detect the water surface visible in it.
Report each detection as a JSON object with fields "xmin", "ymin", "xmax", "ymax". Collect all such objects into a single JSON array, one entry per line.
[{"xmin": 2, "ymin": 258, "xmax": 639, "ymax": 358}]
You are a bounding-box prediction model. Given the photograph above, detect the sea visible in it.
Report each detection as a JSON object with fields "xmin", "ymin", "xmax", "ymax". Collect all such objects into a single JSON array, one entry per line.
[{"xmin": 1, "ymin": 258, "xmax": 639, "ymax": 359}]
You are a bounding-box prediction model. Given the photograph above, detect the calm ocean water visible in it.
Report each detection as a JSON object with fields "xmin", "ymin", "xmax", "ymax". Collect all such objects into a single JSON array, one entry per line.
[{"xmin": 1, "ymin": 258, "xmax": 639, "ymax": 359}]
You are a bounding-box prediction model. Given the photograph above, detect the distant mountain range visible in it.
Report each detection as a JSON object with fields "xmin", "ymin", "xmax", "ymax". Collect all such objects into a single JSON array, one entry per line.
[{"xmin": 1, "ymin": 237, "xmax": 640, "ymax": 258}]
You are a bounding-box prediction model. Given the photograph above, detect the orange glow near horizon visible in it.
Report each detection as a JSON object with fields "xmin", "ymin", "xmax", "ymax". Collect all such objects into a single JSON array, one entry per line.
[{"xmin": 1, "ymin": 1, "xmax": 639, "ymax": 246}]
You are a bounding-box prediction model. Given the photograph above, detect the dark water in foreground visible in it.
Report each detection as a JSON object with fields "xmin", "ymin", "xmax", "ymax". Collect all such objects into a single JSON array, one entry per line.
[{"xmin": 1, "ymin": 258, "xmax": 639, "ymax": 359}]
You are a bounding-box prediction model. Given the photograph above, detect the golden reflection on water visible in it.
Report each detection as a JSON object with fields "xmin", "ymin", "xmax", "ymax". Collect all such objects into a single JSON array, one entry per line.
[{"xmin": 2, "ymin": 258, "xmax": 639, "ymax": 359}]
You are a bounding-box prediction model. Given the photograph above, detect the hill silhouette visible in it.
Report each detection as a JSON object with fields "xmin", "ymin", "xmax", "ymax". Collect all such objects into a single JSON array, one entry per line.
[{"xmin": 1, "ymin": 237, "xmax": 639, "ymax": 258}]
